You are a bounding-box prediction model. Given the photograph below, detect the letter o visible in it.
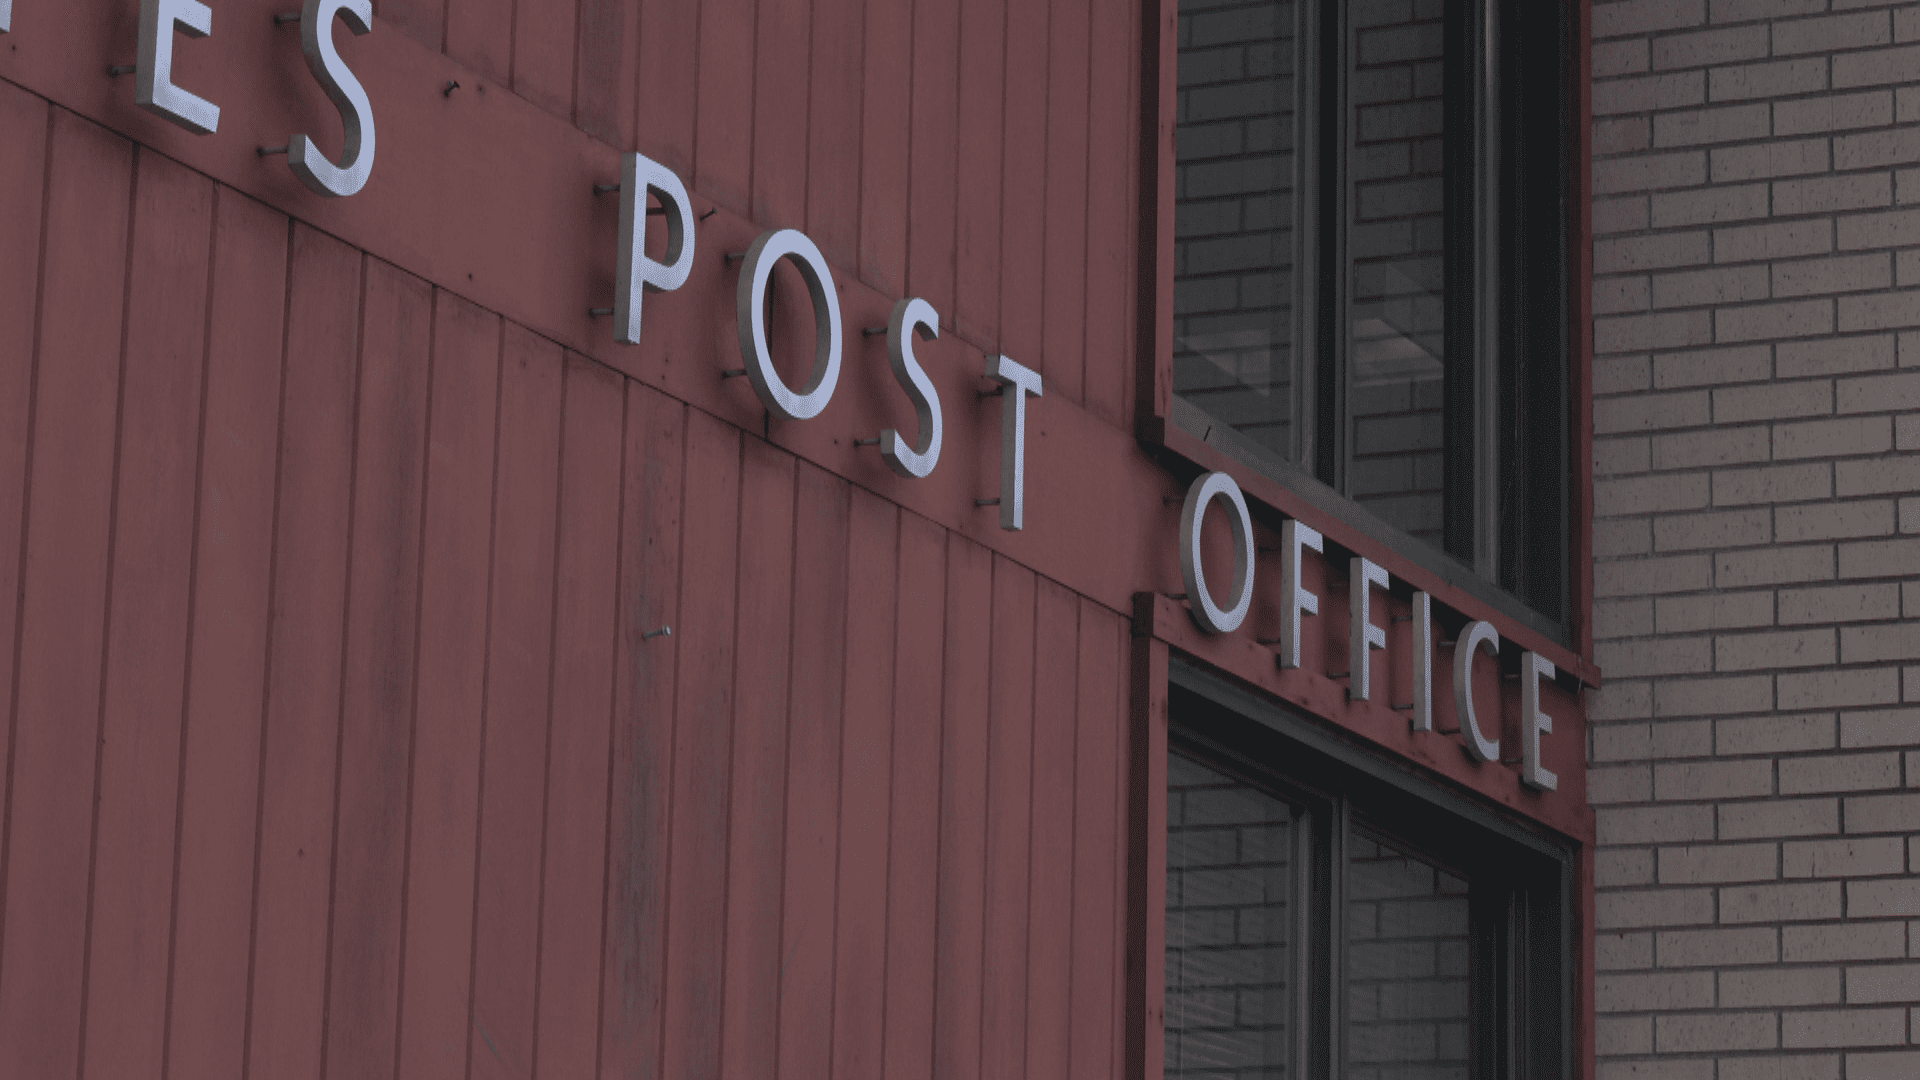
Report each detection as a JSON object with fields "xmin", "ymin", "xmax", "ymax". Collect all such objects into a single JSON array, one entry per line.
[
  {"xmin": 1178, "ymin": 472, "xmax": 1256, "ymax": 634},
  {"xmin": 736, "ymin": 228, "xmax": 843, "ymax": 421}
]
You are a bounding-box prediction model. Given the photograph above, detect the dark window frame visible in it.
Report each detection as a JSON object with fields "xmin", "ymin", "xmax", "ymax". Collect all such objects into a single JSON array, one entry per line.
[
  {"xmin": 1146, "ymin": 0, "xmax": 1584, "ymax": 649},
  {"xmin": 1162, "ymin": 661, "xmax": 1575, "ymax": 1080}
]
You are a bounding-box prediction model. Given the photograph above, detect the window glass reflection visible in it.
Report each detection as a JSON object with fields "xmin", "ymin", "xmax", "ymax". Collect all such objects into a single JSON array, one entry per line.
[{"xmin": 1345, "ymin": 829, "xmax": 1470, "ymax": 1080}]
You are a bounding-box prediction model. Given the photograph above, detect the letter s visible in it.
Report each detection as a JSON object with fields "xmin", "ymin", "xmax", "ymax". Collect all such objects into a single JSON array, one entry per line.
[
  {"xmin": 881, "ymin": 297, "xmax": 942, "ymax": 479},
  {"xmin": 288, "ymin": 0, "xmax": 374, "ymax": 198}
]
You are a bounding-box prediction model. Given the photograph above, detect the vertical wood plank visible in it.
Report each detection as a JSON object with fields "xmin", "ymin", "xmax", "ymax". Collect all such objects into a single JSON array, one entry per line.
[
  {"xmin": 720, "ymin": 438, "xmax": 797, "ymax": 1080},
  {"xmin": 0, "ymin": 83, "xmax": 48, "ymax": 879},
  {"xmin": 0, "ymin": 109, "xmax": 131, "ymax": 1080},
  {"xmin": 535, "ymin": 354, "xmax": 625, "ymax": 1080},
  {"xmin": 979, "ymin": 555, "xmax": 1037, "ymax": 1080},
  {"xmin": 830, "ymin": 487, "xmax": 899, "ymax": 1080},
  {"xmin": 598, "ymin": 382, "xmax": 685, "ymax": 1080},
  {"xmin": 657, "ymin": 410, "xmax": 741, "ymax": 1080},
  {"xmin": 82, "ymin": 150, "xmax": 212, "ymax": 1080},
  {"xmin": 997, "ymin": 0, "xmax": 1049, "ymax": 370},
  {"xmin": 379, "ymin": 0, "xmax": 446, "ymax": 53},
  {"xmin": 1069, "ymin": 602, "xmax": 1124, "ymax": 1080},
  {"xmin": 511, "ymin": 0, "xmax": 577, "ymax": 119},
  {"xmin": 634, "ymin": 0, "xmax": 700, "ymax": 172},
  {"xmin": 775, "ymin": 462, "xmax": 849, "ymax": 1080},
  {"xmin": 445, "ymin": 0, "xmax": 512, "ymax": 86},
  {"xmin": 1125, "ymin": 632, "xmax": 1171, "ymax": 1080},
  {"xmin": 249, "ymin": 226, "xmax": 363, "ymax": 1080},
  {"xmin": 695, "ymin": 0, "xmax": 756, "ymax": 214},
  {"xmin": 166, "ymin": 185, "xmax": 292, "ymax": 1080},
  {"xmin": 881, "ymin": 510, "xmax": 948, "ymax": 1080},
  {"xmin": 906, "ymin": 0, "xmax": 958, "ymax": 319},
  {"xmin": 577, "ymin": 0, "xmax": 640, "ymax": 149},
  {"xmin": 952, "ymin": 0, "xmax": 1005, "ymax": 344},
  {"xmin": 752, "ymin": 0, "xmax": 810, "ymax": 228},
  {"xmin": 1041, "ymin": 0, "xmax": 1090, "ymax": 405},
  {"xmin": 805, "ymin": 0, "xmax": 864, "ymax": 268},
  {"xmin": 1082, "ymin": 0, "xmax": 1135, "ymax": 427},
  {"xmin": 1025, "ymin": 577, "xmax": 1080, "ymax": 1080},
  {"xmin": 395, "ymin": 291, "xmax": 502, "ymax": 1080},
  {"xmin": 858, "ymin": 0, "xmax": 910, "ymax": 295},
  {"xmin": 466, "ymin": 324, "xmax": 563, "ymax": 1080},
  {"xmin": 325, "ymin": 259, "xmax": 433, "ymax": 1080},
  {"xmin": 932, "ymin": 534, "xmax": 992, "ymax": 1080}
]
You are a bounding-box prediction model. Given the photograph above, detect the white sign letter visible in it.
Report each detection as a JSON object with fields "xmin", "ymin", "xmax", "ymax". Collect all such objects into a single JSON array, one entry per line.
[
  {"xmin": 737, "ymin": 228, "xmax": 843, "ymax": 421},
  {"xmin": 1452, "ymin": 620, "xmax": 1501, "ymax": 764},
  {"xmin": 615, "ymin": 152, "xmax": 696, "ymax": 347},
  {"xmin": 1276, "ymin": 519, "xmax": 1322, "ymax": 669},
  {"xmin": 1348, "ymin": 557, "xmax": 1388, "ymax": 701},
  {"xmin": 1178, "ymin": 472, "xmax": 1255, "ymax": 634},
  {"xmin": 1521, "ymin": 651, "xmax": 1558, "ymax": 791},
  {"xmin": 1, "ymin": 0, "xmax": 10, "ymax": 33},
  {"xmin": 881, "ymin": 298, "xmax": 943, "ymax": 478},
  {"xmin": 1410, "ymin": 591, "xmax": 1434, "ymax": 732},
  {"xmin": 290, "ymin": 0, "xmax": 375, "ymax": 198},
  {"xmin": 987, "ymin": 355, "xmax": 1041, "ymax": 530},
  {"xmin": 137, "ymin": 0, "xmax": 220, "ymax": 135}
]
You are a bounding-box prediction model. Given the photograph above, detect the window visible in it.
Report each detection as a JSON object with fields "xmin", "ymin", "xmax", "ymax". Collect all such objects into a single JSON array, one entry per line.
[
  {"xmin": 1164, "ymin": 672, "xmax": 1571, "ymax": 1080},
  {"xmin": 1170, "ymin": 0, "xmax": 1571, "ymax": 631}
]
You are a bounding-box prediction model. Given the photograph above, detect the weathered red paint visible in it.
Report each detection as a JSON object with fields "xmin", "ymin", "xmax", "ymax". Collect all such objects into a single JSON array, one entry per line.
[{"xmin": 0, "ymin": 5, "xmax": 1591, "ymax": 1080}]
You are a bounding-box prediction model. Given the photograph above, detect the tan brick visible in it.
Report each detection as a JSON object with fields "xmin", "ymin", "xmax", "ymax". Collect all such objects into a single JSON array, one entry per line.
[
  {"xmin": 1780, "ymin": 667, "xmax": 1900, "ymax": 709},
  {"xmin": 1655, "ymin": 105, "xmax": 1772, "ymax": 150},
  {"xmin": 1655, "ymin": 719, "xmax": 1715, "ymax": 757},
  {"xmin": 1836, "ymin": 127, "xmax": 1920, "ymax": 171},
  {"xmin": 1717, "ymin": 714, "xmax": 1834, "ymax": 756},
  {"xmin": 1659, "ymin": 925, "xmax": 1779, "ymax": 966},
  {"xmin": 1597, "ymin": 150, "xmax": 1710, "ymax": 195},
  {"xmin": 1597, "ymin": 196, "xmax": 1652, "ymax": 237},
  {"xmin": 1780, "ymin": 751, "xmax": 1903, "ymax": 794},
  {"xmin": 1786, "ymin": 837, "xmax": 1907, "ymax": 877},
  {"xmin": 1597, "ymin": 930, "xmax": 1655, "ymax": 970},
  {"xmin": 1654, "ymin": 428, "xmax": 1772, "ymax": 471},
  {"xmin": 1841, "ymin": 707, "xmax": 1919, "ymax": 748},
  {"xmin": 1591, "ymin": 764, "xmax": 1654, "ymax": 804},
  {"xmin": 1596, "ymin": 886, "xmax": 1715, "ymax": 929},
  {"xmin": 1772, "ymin": 11, "xmax": 1893, "ymax": 55},
  {"xmin": 1596, "ymin": 721, "xmax": 1656, "ymax": 762},
  {"xmin": 1717, "ymin": 544, "xmax": 1834, "ymax": 588},
  {"xmin": 1775, "ymin": 500, "xmax": 1895, "ymax": 541},
  {"xmin": 1839, "ymin": 537, "xmax": 1920, "ymax": 578},
  {"xmin": 1773, "ymin": 416, "xmax": 1894, "ymax": 460},
  {"xmin": 1784, "ymin": 920, "xmax": 1908, "ymax": 962},
  {"xmin": 1713, "ymin": 138, "xmax": 1830, "ymax": 183},
  {"xmin": 1658, "ymin": 842, "xmax": 1778, "ymax": 883},
  {"xmin": 1596, "ymin": 389, "xmax": 1713, "ymax": 433},
  {"xmin": 1843, "ymin": 622, "xmax": 1920, "ymax": 662},
  {"xmin": 1719, "ymin": 796, "xmax": 1839, "ymax": 840},
  {"xmin": 1658, "ymin": 675, "xmax": 1775, "ymax": 718},
  {"xmin": 1718, "ymin": 964, "xmax": 1841, "ymax": 1006},
  {"xmin": 1597, "ymin": 970, "xmax": 1715, "ymax": 1012},
  {"xmin": 1597, "ymin": 518, "xmax": 1654, "ymax": 558},
  {"xmin": 1902, "ymin": 416, "xmax": 1920, "ymax": 449},
  {"xmin": 1710, "ymin": 56, "xmax": 1828, "ymax": 101},
  {"xmin": 1774, "ymin": 88, "xmax": 1893, "ymax": 134},
  {"xmin": 1903, "ymin": 496, "xmax": 1920, "ymax": 531},
  {"xmin": 1715, "ymin": 462, "xmax": 1834, "ymax": 506},
  {"xmin": 1713, "ymin": 381, "xmax": 1834, "ymax": 424},
  {"xmin": 1718, "ymin": 219, "xmax": 1833, "ymax": 264},
  {"xmin": 1599, "ymin": 70, "xmax": 1709, "ymax": 114},
  {"xmin": 1716, "ymin": 299, "xmax": 1837, "ymax": 344},
  {"xmin": 1781, "ymin": 1008, "xmax": 1906, "ymax": 1049},
  {"xmin": 1846, "ymin": 1051, "xmax": 1920, "ymax": 1080},
  {"xmin": 1598, "ymin": 637, "xmax": 1715, "ymax": 678},
  {"xmin": 1596, "ymin": 598, "xmax": 1655, "ymax": 639},
  {"xmin": 1600, "ymin": 474, "xmax": 1713, "ymax": 517},
  {"xmin": 1850, "ymin": 879, "xmax": 1920, "ymax": 918},
  {"xmin": 1797, "ymin": 590, "xmax": 1902, "ymax": 635},
  {"xmin": 1775, "ymin": 173, "xmax": 1892, "ymax": 217},
  {"xmin": 1655, "ymin": 344, "xmax": 1772, "ymax": 387},
  {"xmin": 1773, "ymin": 254, "xmax": 1892, "ymax": 300},
  {"xmin": 1599, "ymin": 848, "xmax": 1657, "ymax": 888},
  {"xmin": 1601, "ymin": 805, "xmax": 1718, "ymax": 846},
  {"xmin": 1717, "ymin": 1053, "xmax": 1839, "ymax": 1080},
  {"xmin": 1837, "ymin": 370, "xmax": 1920, "ymax": 412},
  {"xmin": 1838, "ymin": 208, "xmax": 1920, "ymax": 251},
  {"xmin": 1844, "ymin": 792, "xmax": 1920, "ymax": 834},
  {"xmin": 1655, "ymin": 23, "xmax": 1767, "ymax": 69},
  {"xmin": 1846, "ymin": 962, "xmax": 1920, "ymax": 1004},
  {"xmin": 1595, "ymin": 0, "xmax": 1707, "ymax": 37},
  {"xmin": 1602, "ymin": 230, "xmax": 1710, "ymax": 272},
  {"xmin": 1597, "ymin": 554, "xmax": 1715, "ymax": 597},
  {"xmin": 1841, "ymin": 291, "xmax": 1920, "ymax": 333},
  {"xmin": 1836, "ymin": 456, "xmax": 1920, "ymax": 496},
  {"xmin": 1717, "ymin": 627, "xmax": 1836, "ymax": 671},
  {"xmin": 1595, "ymin": 1015, "xmax": 1652, "ymax": 1056},
  {"xmin": 1776, "ymin": 335, "xmax": 1896, "ymax": 378},
  {"xmin": 1657, "ymin": 591, "xmax": 1774, "ymax": 634},
  {"xmin": 1595, "ymin": 39, "xmax": 1651, "ymax": 79},
  {"xmin": 1596, "ymin": 274, "xmax": 1651, "ymax": 315},
  {"xmin": 1833, "ymin": 43, "xmax": 1920, "ymax": 88},
  {"xmin": 1600, "ymin": 1060, "xmax": 1714, "ymax": 1080},
  {"xmin": 1656, "ymin": 1012, "xmax": 1777, "ymax": 1053},
  {"xmin": 1654, "ymin": 507, "xmax": 1771, "ymax": 550},
  {"xmin": 1597, "ymin": 435, "xmax": 1653, "ymax": 476},
  {"xmin": 1655, "ymin": 759, "xmax": 1774, "ymax": 801},
  {"xmin": 1598, "ymin": 355, "xmax": 1654, "ymax": 394},
  {"xmin": 1711, "ymin": 0, "xmax": 1821, "ymax": 25},
  {"xmin": 1591, "ymin": 683, "xmax": 1654, "ymax": 724}
]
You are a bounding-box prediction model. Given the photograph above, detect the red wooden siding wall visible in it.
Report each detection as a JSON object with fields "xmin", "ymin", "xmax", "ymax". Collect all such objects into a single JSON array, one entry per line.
[{"xmin": 0, "ymin": 57, "xmax": 1133, "ymax": 1080}]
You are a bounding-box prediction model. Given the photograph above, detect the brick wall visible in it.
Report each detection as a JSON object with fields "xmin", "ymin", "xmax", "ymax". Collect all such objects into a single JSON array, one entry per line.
[{"xmin": 1587, "ymin": 1, "xmax": 1920, "ymax": 1078}]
